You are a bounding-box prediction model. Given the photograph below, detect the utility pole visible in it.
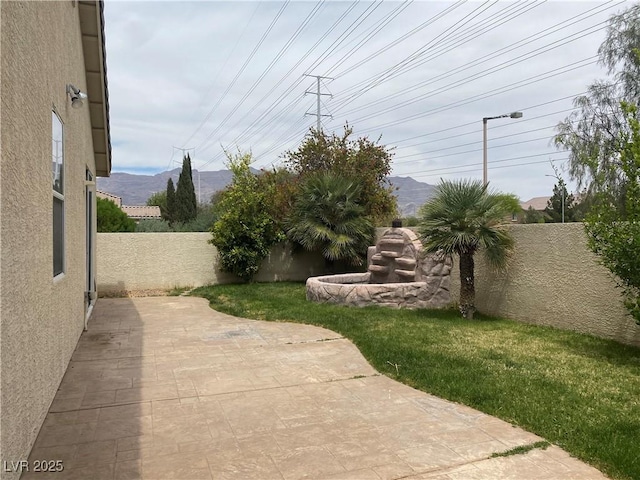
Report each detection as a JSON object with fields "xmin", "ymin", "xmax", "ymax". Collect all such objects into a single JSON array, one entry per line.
[{"xmin": 304, "ymin": 74, "xmax": 332, "ymax": 132}]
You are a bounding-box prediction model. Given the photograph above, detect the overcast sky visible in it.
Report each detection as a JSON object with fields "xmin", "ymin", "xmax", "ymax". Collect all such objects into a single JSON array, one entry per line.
[{"xmin": 103, "ymin": 0, "xmax": 629, "ymax": 202}]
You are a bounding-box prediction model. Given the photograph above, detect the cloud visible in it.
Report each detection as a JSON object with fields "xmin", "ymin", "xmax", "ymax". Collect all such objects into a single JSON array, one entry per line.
[{"xmin": 103, "ymin": 0, "xmax": 624, "ymax": 201}]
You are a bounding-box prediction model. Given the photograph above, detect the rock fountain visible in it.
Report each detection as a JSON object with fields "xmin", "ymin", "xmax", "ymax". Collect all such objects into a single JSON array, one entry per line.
[{"xmin": 306, "ymin": 221, "xmax": 452, "ymax": 309}]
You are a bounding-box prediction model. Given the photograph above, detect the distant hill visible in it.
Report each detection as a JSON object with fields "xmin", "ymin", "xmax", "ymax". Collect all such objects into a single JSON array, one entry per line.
[{"xmin": 97, "ymin": 170, "xmax": 435, "ymax": 217}]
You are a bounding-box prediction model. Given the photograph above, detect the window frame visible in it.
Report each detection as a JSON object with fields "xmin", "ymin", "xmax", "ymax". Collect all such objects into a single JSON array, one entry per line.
[{"xmin": 52, "ymin": 110, "xmax": 65, "ymax": 279}]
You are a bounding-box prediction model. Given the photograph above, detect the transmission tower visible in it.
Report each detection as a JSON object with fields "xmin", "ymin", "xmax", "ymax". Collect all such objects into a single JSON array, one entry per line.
[{"xmin": 304, "ymin": 74, "xmax": 332, "ymax": 132}]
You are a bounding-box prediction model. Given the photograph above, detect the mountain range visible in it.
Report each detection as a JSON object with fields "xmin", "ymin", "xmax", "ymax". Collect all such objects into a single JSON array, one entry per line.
[{"xmin": 96, "ymin": 169, "xmax": 436, "ymax": 217}]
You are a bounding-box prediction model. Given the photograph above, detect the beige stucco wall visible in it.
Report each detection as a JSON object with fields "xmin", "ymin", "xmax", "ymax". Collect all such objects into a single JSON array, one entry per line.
[
  {"xmin": 97, "ymin": 233, "xmax": 327, "ymax": 293},
  {"xmin": 1, "ymin": 2, "xmax": 97, "ymax": 477},
  {"xmin": 449, "ymin": 223, "xmax": 640, "ymax": 346}
]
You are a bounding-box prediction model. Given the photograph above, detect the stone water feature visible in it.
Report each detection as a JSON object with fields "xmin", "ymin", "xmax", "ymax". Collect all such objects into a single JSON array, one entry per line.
[{"xmin": 306, "ymin": 222, "xmax": 452, "ymax": 309}]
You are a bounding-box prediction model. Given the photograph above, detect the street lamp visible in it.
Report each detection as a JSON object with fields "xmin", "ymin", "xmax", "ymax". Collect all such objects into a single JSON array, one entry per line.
[
  {"xmin": 545, "ymin": 173, "xmax": 565, "ymax": 223},
  {"xmin": 482, "ymin": 111, "xmax": 523, "ymax": 186}
]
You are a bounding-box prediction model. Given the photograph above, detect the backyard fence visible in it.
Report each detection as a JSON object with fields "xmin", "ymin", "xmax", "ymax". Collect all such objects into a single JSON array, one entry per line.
[{"xmin": 97, "ymin": 225, "xmax": 640, "ymax": 346}]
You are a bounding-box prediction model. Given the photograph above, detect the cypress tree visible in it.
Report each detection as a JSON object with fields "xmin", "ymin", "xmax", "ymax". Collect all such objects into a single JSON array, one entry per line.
[
  {"xmin": 175, "ymin": 154, "xmax": 197, "ymax": 222},
  {"xmin": 165, "ymin": 178, "xmax": 176, "ymax": 223}
]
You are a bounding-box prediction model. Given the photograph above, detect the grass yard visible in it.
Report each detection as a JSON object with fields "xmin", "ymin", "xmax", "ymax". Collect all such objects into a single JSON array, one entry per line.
[{"xmin": 192, "ymin": 282, "xmax": 640, "ymax": 480}]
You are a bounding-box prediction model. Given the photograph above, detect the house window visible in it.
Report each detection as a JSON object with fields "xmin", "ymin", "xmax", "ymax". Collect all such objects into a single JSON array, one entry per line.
[{"xmin": 52, "ymin": 111, "xmax": 64, "ymax": 277}]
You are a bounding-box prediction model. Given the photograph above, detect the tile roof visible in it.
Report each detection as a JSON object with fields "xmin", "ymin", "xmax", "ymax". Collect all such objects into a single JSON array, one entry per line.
[
  {"xmin": 121, "ymin": 205, "xmax": 162, "ymax": 219},
  {"xmin": 96, "ymin": 190, "xmax": 122, "ymax": 207}
]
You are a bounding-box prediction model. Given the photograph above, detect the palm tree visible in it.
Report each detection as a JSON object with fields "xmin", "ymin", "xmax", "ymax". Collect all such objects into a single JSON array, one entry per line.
[
  {"xmin": 418, "ymin": 179, "xmax": 516, "ymax": 320},
  {"xmin": 286, "ymin": 172, "xmax": 374, "ymax": 268}
]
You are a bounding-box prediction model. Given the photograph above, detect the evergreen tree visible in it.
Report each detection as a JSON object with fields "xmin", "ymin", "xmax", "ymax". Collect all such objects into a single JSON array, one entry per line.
[
  {"xmin": 165, "ymin": 178, "xmax": 176, "ymax": 223},
  {"xmin": 544, "ymin": 180, "xmax": 576, "ymax": 222},
  {"xmin": 174, "ymin": 154, "xmax": 197, "ymax": 223}
]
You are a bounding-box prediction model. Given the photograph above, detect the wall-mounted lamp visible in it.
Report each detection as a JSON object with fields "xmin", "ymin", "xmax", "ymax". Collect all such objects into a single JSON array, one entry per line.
[{"xmin": 67, "ymin": 84, "xmax": 87, "ymax": 109}]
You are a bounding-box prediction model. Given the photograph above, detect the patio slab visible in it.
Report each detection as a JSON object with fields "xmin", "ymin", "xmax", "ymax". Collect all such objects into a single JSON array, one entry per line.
[{"xmin": 24, "ymin": 297, "xmax": 607, "ymax": 479}]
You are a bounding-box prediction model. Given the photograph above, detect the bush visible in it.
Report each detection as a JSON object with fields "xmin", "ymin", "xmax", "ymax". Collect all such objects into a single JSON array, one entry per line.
[
  {"xmin": 210, "ymin": 151, "xmax": 284, "ymax": 281},
  {"xmin": 585, "ymin": 102, "xmax": 640, "ymax": 324},
  {"xmin": 136, "ymin": 219, "xmax": 172, "ymax": 232},
  {"xmin": 173, "ymin": 207, "xmax": 217, "ymax": 232},
  {"xmin": 97, "ymin": 197, "xmax": 135, "ymax": 232}
]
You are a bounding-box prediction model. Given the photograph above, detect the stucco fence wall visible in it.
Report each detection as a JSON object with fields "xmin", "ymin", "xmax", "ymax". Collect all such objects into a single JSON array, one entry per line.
[
  {"xmin": 97, "ymin": 233, "xmax": 327, "ymax": 293},
  {"xmin": 447, "ymin": 223, "xmax": 640, "ymax": 347},
  {"xmin": 97, "ymin": 226, "xmax": 640, "ymax": 347}
]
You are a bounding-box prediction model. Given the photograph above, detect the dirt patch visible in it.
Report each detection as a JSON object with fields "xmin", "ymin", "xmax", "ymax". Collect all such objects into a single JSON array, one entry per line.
[{"xmin": 98, "ymin": 289, "xmax": 170, "ymax": 298}]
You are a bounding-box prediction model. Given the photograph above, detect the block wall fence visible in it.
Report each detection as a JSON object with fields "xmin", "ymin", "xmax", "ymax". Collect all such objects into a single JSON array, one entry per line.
[{"xmin": 97, "ymin": 225, "xmax": 640, "ymax": 347}]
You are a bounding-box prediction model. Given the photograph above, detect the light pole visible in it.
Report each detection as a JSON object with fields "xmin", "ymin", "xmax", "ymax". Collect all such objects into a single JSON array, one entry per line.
[
  {"xmin": 545, "ymin": 173, "xmax": 565, "ymax": 223},
  {"xmin": 482, "ymin": 111, "xmax": 523, "ymax": 186}
]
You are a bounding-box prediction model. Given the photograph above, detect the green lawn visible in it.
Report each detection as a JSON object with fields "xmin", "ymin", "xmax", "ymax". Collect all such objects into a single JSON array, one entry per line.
[{"xmin": 192, "ymin": 282, "xmax": 640, "ymax": 480}]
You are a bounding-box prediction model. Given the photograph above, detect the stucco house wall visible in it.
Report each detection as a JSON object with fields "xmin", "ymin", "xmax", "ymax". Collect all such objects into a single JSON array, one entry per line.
[
  {"xmin": 449, "ymin": 223, "xmax": 640, "ymax": 346},
  {"xmin": 0, "ymin": 2, "xmax": 110, "ymax": 477}
]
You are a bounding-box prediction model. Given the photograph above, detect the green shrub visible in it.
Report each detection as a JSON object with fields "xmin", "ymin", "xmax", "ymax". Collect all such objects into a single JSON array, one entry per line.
[
  {"xmin": 136, "ymin": 219, "xmax": 172, "ymax": 232},
  {"xmin": 209, "ymin": 151, "xmax": 284, "ymax": 281},
  {"xmin": 173, "ymin": 207, "xmax": 217, "ymax": 232},
  {"xmin": 97, "ymin": 197, "xmax": 135, "ymax": 232}
]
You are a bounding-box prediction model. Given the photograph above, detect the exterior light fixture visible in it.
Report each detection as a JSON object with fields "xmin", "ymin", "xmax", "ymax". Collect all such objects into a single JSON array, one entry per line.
[
  {"xmin": 482, "ymin": 111, "xmax": 523, "ymax": 186},
  {"xmin": 67, "ymin": 84, "xmax": 87, "ymax": 109}
]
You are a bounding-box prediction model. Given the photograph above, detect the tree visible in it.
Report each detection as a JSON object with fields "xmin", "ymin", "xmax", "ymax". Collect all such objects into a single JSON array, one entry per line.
[
  {"xmin": 286, "ymin": 172, "xmax": 374, "ymax": 268},
  {"xmin": 147, "ymin": 190, "xmax": 169, "ymax": 220},
  {"xmin": 523, "ymin": 206, "xmax": 545, "ymax": 224},
  {"xmin": 554, "ymin": 5, "xmax": 640, "ymax": 207},
  {"xmin": 97, "ymin": 197, "xmax": 135, "ymax": 232},
  {"xmin": 255, "ymin": 167, "xmax": 299, "ymax": 228},
  {"xmin": 209, "ymin": 151, "xmax": 284, "ymax": 281},
  {"xmin": 165, "ymin": 178, "xmax": 176, "ymax": 223},
  {"xmin": 544, "ymin": 180, "xmax": 576, "ymax": 223},
  {"xmin": 283, "ymin": 125, "xmax": 397, "ymax": 225},
  {"xmin": 418, "ymin": 179, "xmax": 515, "ymax": 320},
  {"xmin": 174, "ymin": 154, "xmax": 197, "ymax": 223},
  {"xmin": 585, "ymin": 102, "xmax": 640, "ymax": 324}
]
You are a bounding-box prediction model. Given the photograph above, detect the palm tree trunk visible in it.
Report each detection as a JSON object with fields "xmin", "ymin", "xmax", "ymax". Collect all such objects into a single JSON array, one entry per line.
[{"xmin": 459, "ymin": 252, "xmax": 475, "ymax": 320}]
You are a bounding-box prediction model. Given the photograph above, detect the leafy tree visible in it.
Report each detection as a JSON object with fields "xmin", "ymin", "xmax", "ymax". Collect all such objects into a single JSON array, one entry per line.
[
  {"xmin": 166, "ymin": 178, "xmax": 176, "ymax": 223},
  {"xmin": 418, "ymin": 179, "xmax": 515, "ymax": 320},
  {"xmin": 283, "ymin": 125, "xmax": 397, "ymax": 225},
  {"xmin": 173, "ymin": 204, "xmax": 217, "ymax": 232},
  {"xmin": 209, "ymin": 151, "xmax": 284, "ymax": 281},
  {"xmin": 585, "ymin": 102, "xmax": 640, "ymax": 324},
  {"xmin": 174, "ymin": 154, "xmax": 197, "ymax": 223},
  {"xmin": 97, "ymin": 197, "xmax": 135, "ymax": 232},
  {"xmin": 147, "ymin": 190, "xmax": 169, "ymax": 221},
  {"xmin": 523, "ymin": 206, "xmax": 545, "ymax": 224},
  {"xmin": 286, "ymin": 172, "xmax": 374, "ymax": 268},
  {"xmin": 544, "ymin": 180, "xmax": 576, "ymax": 223},
  {"xmin": 256, "ymin": 167, "xmax": 299, "ymax": 228},
  {"xmin": 146, "ymin": 191, "xmax": 166, "ymax": 209},
  {"xmin": 554, "ymin": 5, "xmax": 640, "ymax": 207}
]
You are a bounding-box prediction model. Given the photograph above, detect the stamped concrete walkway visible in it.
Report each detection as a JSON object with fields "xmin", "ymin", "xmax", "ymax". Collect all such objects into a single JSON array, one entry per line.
[{"xmin": 25, "ymin": 297, "xmax": 607, "ymax": 480}]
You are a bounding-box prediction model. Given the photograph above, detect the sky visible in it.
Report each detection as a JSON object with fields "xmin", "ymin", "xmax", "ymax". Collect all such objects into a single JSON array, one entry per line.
[{"xmin": 103, "ymin": 0, "xmax": 629, "ymax": 202}]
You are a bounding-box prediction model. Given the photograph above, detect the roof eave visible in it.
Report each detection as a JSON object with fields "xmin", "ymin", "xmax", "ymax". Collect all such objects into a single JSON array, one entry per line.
[{"xmin": 79, "ymin": 0, "xmax": 111, "ymax": 177}]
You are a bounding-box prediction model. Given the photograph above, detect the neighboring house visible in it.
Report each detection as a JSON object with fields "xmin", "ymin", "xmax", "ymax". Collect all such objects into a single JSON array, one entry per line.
[
  {"xmin": 513, "ymin": 196, "xmax": 552, "ymax": 223},
  {"xmin": 97, "ymin": 189, "xmax": 122, "ymax": 207},
  {"xmin": 0, "ymin": 1, "xmax": 111, "ymax": 477},
  {"xmin": 520, "ymin": 196, "xmax": 551, "ymax": 212},
  {"xmin": 121, "ymin": 205, "xmax": 162, "ymax": 220},
  {"xmin": 98, "ymin": 190, "xmax": 162, "ymax": 221}
]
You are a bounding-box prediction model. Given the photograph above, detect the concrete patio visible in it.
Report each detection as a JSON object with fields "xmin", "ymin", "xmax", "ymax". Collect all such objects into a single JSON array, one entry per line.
[{"xmin": 25, "ymin": 297, "xmax": 607, "ymax": 479}]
